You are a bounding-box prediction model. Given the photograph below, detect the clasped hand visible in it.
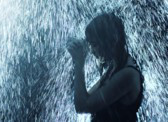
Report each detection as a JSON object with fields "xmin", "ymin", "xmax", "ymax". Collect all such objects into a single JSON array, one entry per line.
[{"xmin": 67, "ymin": 37, "xmax": 87, "ymax": 67}]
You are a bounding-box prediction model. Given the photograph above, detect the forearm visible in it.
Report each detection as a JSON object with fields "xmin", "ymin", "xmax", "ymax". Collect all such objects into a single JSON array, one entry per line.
[{"xmin": 74, "ymin": 64, "xmax": 89, "ymax": 112}]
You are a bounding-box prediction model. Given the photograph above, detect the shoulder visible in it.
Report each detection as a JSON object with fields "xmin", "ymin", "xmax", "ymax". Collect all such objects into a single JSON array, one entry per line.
[
  {"xmin": 123, "ymin": 55, "xmax": 141, "ymax": 82},
  {"xmin": 109, "ymin": 66, "xmax": 141, "ymax": 94},
  {"xmin": 123, "ymin": 66, "xmax": 141, "ymax": 80},
  {"xmin": 105, "ymin": 66, "xmax": 141, "ymax": 93},
  {"xmin": 120, "ymin": 66, "xmax": 141, "ymax": 88},
  {"xmin": 118, "ymin": 66, "xmax": 141, "ymax": 104},
  {"xmin": 112, "ymin": 66, "xmax": 140, "ymax": 82}
]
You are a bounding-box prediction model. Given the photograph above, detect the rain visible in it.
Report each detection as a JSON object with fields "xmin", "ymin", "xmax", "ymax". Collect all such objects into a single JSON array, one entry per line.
[{"xmin": 0, "ymin": 0, "xmax": 167, "ymax": 121}]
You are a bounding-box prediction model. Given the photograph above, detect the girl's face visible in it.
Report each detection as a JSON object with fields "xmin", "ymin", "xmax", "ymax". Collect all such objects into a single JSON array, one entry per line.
[
  {"xmin": 87, "ymin": 40, "xmax": 105, "ymax": 64},
  {"xmin": 86, "ymin": 34, "xmax": 100, "ymax": 55},
  {"xmin": 89, "ymin": 42, "xmax": 99, "ymax": 57},
  {"xmin": 87, "ymin": 37, "xmax": 118, "ymax": 70}
]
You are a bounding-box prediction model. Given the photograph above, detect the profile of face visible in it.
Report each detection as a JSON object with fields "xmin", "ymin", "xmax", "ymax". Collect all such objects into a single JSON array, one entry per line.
[
  {"xmin": 86, "ymin": 34, "xmax": 105, "ymax": 64},
  {"xmin": 88, "ymin": 40, "xmax": 99, "ymax": 57}
]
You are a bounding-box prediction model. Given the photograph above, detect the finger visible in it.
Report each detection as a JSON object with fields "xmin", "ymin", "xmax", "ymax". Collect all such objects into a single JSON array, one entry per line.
[
  {"xmin": 67, "ymin": 43, "xmax": 77, "ymax": 51},
  {"xmin": 67, "ymin": 47, "xmax": 75, "ymax": 54},
  {"xmin": 73, "ymin": 42, "xmax": 83, "ymax": 49},
  {"xmin": 69, "ymin": 42, "xmax": 81, "ymax": 50},
  {"xmin": 66, "ymin": 37, "xmax": 77, "ymax": 49},
  {"xmin": 67, "ymin": 46, "xmax": 77, "ymax": 55}
]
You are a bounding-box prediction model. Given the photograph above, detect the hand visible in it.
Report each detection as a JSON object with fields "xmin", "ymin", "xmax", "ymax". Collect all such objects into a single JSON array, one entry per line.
[{"xmin": 67, "ymin": 37, "xmax": 87, "ymax": 67}]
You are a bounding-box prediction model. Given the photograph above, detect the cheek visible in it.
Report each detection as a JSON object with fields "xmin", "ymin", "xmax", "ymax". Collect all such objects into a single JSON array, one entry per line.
[
  {"xmin": 91, "ymin": 49, "xmax": 98, "ymax": 57},
  {"xmin": 92, "ymin": 47, "xmax": 99, "ymax": 56}
]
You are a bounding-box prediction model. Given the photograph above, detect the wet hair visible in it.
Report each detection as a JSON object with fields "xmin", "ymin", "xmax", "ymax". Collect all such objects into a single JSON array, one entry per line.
[{"xmin": 85, "ymin": 13, "xmax": 128, "ymax": 70}]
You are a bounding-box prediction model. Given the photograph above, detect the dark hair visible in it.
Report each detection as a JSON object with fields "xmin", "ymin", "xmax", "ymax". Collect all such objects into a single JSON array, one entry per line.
[{"xmin": 85, "ymin": 13, "xmax": 128, "ymax": 70}]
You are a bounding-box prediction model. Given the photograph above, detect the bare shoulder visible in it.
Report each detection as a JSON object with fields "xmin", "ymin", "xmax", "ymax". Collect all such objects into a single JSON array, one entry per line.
[
  {"xmin": 118, "ymin": 67, "xmax": 141, "ymax": 105},
  {"xmin": 123, "ymin": 66, "xmax": 141, "ymax": 88},
  {"xmin": 123, "ymin": 66, "xmax": 141, "ymax": 80},
  {"xmin": 111, "ymin": 66, "xmax": 140, "ymax": 83}
]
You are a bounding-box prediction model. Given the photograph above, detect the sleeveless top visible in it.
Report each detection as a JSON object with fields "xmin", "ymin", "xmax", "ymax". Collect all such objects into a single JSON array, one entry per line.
[{"xmin": 91, "ymin": 56, "xmax": 144, "ymax": 122}]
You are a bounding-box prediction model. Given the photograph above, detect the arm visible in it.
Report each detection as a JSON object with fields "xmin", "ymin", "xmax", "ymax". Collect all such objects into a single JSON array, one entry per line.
[
  {"xmin": 88, "ymin": 61, "xmax": 117, "ymax": 95},
  {"xmin": 88, "ymin": 80, "xmax": 100, "ymax": 95},
  {"xmin": 74, "ymin": 66, "xmax": 140, "ymax": 113},
  {"xmin": 88, "ymin": 70, "xmax": 108, "ymax": 95},
  {"xmin": 67, "ymin": 40, "xmax": 140, "ymax": 113}
]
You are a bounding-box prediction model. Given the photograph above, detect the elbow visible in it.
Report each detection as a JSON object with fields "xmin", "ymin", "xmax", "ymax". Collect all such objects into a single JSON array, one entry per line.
[
  {"xmin": 75, "ymin": 107, "xmax": 90, "ymax": 114},
  {"xmin": 75, "ymin": 106, "xmax": 85, "ymax": 113},
  {"xmin": 74, "ymin": 100, "xmax": 90, "ymax": 113},
  {"xmin": 74, "ymin": 93, "xmax": 90, "ymax": 113}
]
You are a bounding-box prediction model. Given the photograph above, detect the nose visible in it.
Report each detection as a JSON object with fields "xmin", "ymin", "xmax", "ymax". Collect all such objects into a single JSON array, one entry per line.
[{"xmin": 92, "ymin": 47, "xmax": 99, "ymax": 58}]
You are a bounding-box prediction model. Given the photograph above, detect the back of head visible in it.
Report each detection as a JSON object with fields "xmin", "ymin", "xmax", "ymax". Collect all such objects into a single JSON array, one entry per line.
[{"xmin": 85, "ymin": 13, "xmax": 127, "ymax": 69}]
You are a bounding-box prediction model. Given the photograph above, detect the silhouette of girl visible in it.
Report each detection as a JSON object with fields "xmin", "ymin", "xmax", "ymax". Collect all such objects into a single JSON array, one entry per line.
[{"xmin": 67, "ymin": 13, "xmax": 144, "ymax": 122}]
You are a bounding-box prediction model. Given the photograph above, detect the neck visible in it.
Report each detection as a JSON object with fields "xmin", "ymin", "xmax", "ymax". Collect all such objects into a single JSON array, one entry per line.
[
  {"xmin": 116, "ymin": 49, "xmax": 128, "ymax": 70},
  {"xmin": 122, "ymin": 50, "xmax": 129, "ymax": 67}
]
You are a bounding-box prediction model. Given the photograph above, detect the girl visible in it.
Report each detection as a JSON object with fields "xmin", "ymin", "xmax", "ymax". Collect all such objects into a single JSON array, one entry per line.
[{"xmin": 67, "ymin": 13, "xmax": 144, "ymax": 122}]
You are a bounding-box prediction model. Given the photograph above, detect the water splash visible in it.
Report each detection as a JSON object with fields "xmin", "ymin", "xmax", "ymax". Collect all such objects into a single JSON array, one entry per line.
[{"xmin": 0, "ymin": 0, "xmax": 167, "ymax": 121}]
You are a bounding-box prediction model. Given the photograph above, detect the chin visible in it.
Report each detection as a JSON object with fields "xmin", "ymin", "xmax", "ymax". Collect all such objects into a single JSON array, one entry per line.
[{"xmin": 98, "ymin": 56, "xmax": 105, "ymax": 64}]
